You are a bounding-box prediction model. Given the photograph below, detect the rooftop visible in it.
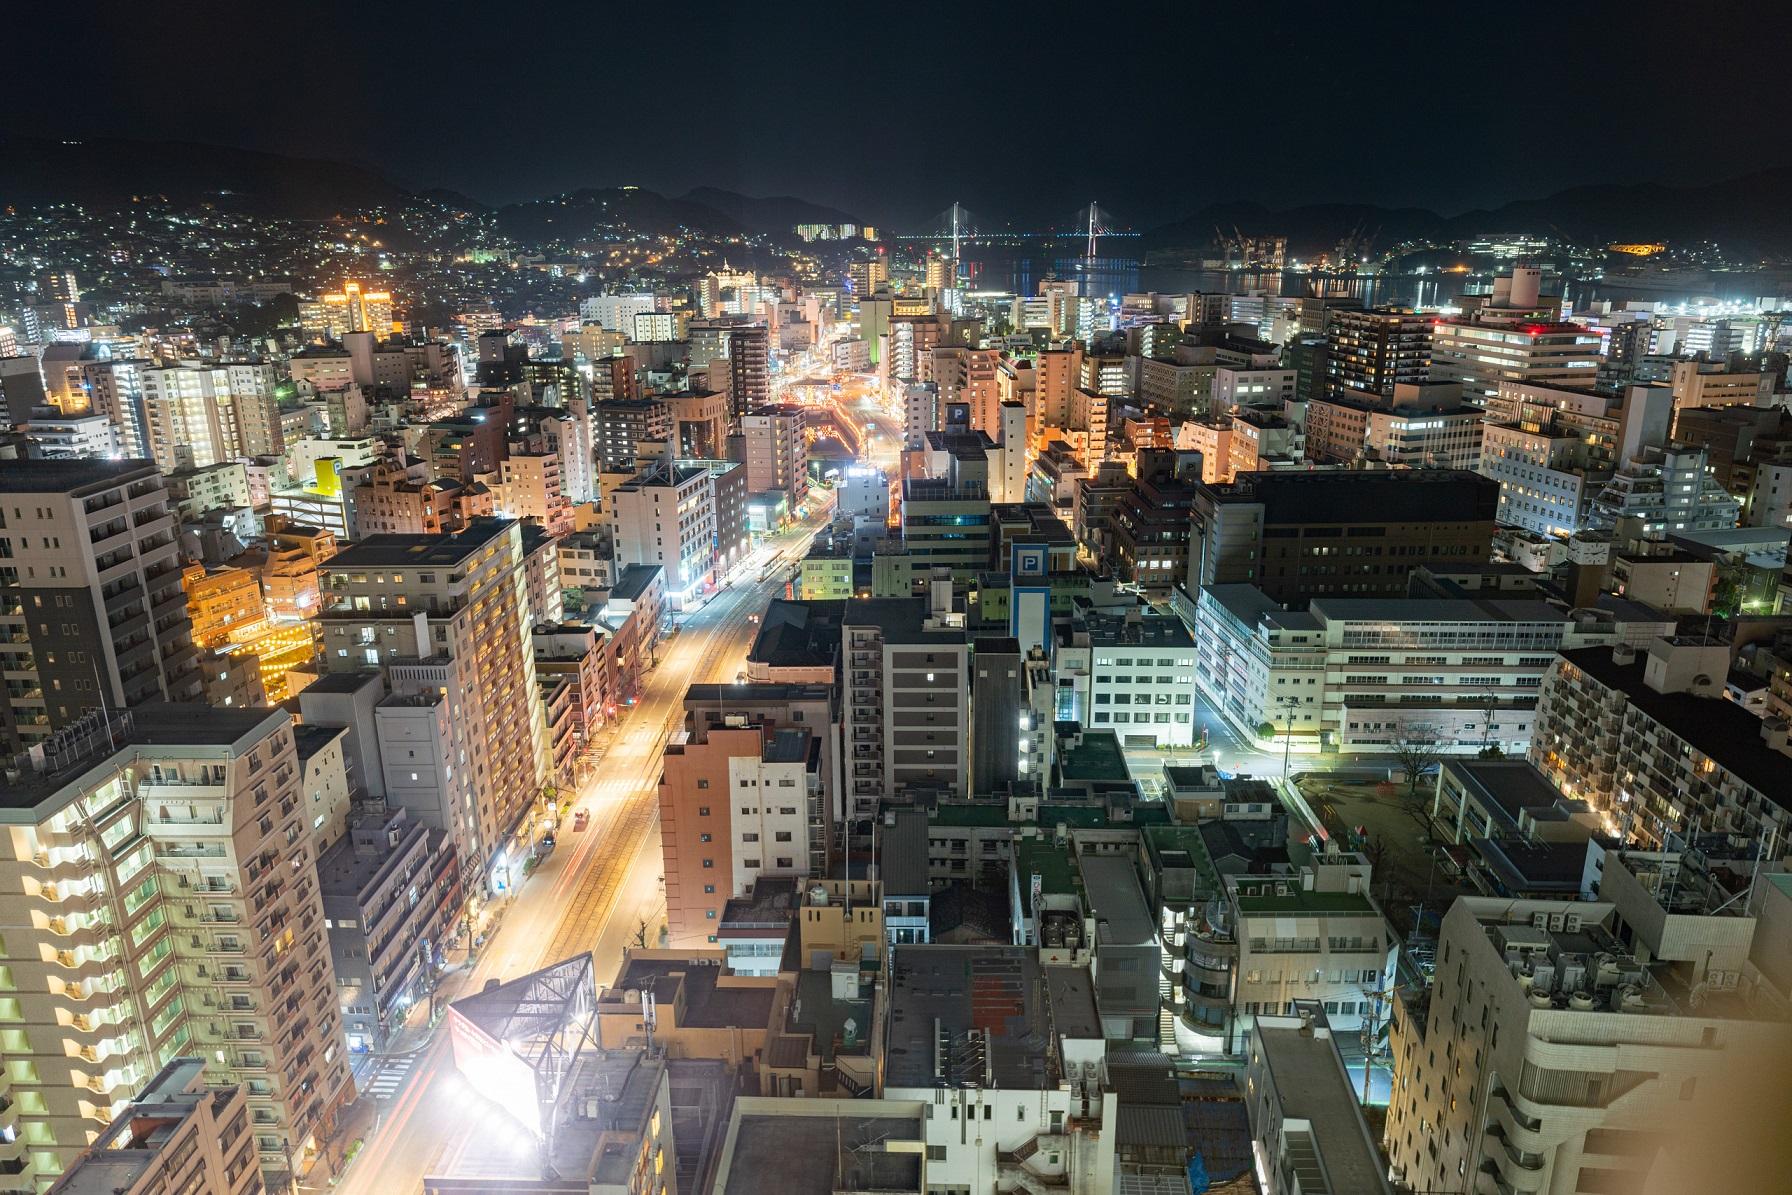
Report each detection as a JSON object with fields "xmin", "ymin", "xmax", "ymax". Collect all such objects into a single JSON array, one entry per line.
[
  {"xmin": 1256, "ymin": 1016, "xmax": 1390, "ymax": 1195},
  {"xmin": 0, "ymin": 456, "xmax": 159, "ymax": 494},
  {"xmin": 1443, "ymin": 758, "xmax": 1586, "ymax": 831},
  {"xmin": 607, "ymin": 957, "xmax": 777, "ymax": 1030},
  {"xmin": 1081, "ymin": 607, "xmax": 1196, "ymax": 649},
  {"xmin": 1206, "ymin": 469, "xmax": 1499, "ymax": 524},
  {"xmin": 1014, "ymin": 838, "xmax": 1081, "ymax": 915},
  {"xmin": 2, "ymin": 705, "xmax": 286, "ymax": 817},
  {"xmin": 720, "ymin": 1104, "xmax": 923, "ymax": 1195},
  {"xmin": 324, "ymin": 516, "xmax": 515, "ymax": 569},
  {"xmin": 1201, "ymin": 583, "xmax": 1320, "ymax": 631},
  {"xmin": 1231, "ymin": 877, "xmax": 1376, "ymax": 915},
  {"xmin": 1080, "ymin": 855, "xmax": 1157, "ymax": 944},
  {"xmin": 886, "ymin": 946, "xmax": 1058, "ymax": 1090},
  {"xmin": 1057, "ymin": 729, "xmax": 1131, "ymax": 783},
  {"xmin": 1044, "ymin": 966, "xmax": 1101, "ymax": 1039}
]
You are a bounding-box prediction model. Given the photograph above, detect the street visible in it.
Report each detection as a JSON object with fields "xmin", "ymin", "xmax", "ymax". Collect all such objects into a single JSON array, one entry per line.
[{"xmin": 332, "ymin": 506, "xmax": 832, "ymax": 1194}]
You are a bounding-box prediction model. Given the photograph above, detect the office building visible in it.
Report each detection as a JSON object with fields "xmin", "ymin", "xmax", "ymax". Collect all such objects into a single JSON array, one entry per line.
[
  {"xmin": 1195, "ymin": 584, "xmax": 1668, "ymax": 756},
  {"xmin": 0, "ymin": 706, "xmax": 351, "ymax": 1187},
  {"xmin": 47, "ymin": 1057, "xmax": 261, "ymax": 1195},
  {"xmin": 1666, "ymin": 360, "xmax": 1773, "ymax": 413},
  {"xmin": 1477, "ymin": 384, "xmax": 1642, "ymax": 537},
  {"xmin": 316, "ymin": 519, "xmax": 549, "ymax": 891},
  {"xmin": 1064, "ymin": 606, "xmax": 1199, "ymax": 747},
  {"xmin": 0, "ymin": 460, "xmax": 201, "ymax": 755},
  {"xmin": 1189, "ymin": 471, "xmax": 1500, "ymax": 605}
]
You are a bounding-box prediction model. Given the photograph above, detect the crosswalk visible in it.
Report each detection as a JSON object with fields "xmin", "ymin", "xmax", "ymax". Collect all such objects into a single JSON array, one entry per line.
[{"xmin": 356, "ymin": 1054, "xmax": 417, "ymax": 1101}]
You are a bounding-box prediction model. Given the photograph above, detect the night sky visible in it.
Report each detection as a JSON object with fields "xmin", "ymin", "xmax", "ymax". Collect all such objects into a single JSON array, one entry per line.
[{"xmin": 23, "ymin": 0, "xmax": 1792, "ymax": 229}]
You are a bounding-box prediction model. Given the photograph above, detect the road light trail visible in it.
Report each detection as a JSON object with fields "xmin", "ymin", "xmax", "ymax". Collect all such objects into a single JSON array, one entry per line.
[{"xmin": 333, "ymin": 505, "xmax": 830, "ymax": 1195}]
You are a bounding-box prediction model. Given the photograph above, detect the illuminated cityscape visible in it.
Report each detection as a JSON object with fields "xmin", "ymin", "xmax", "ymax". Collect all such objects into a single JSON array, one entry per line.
[{"xmin": 3, "ymin": 6, "xmax": 1792, "ymax": 1195}]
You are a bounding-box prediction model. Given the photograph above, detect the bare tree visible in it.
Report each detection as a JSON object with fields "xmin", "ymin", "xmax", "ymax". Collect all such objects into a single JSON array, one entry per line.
[
  {"xmin": 1392, "ymin": 723, "xmax": 1444, "ymax": 805},
  {"xmin": 631, "ymin": 919, "xmax": 650, "ymax": 949}
]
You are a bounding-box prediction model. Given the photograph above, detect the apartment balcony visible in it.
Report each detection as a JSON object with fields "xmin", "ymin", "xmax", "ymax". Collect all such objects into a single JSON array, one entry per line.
[
  {"xmin": 31, "ymin": 882, "xmax": 102, "ymax": 915},
  {"xmin": 157, "ymin": 843, "xmax": 227, "ymax": 862},
  {"xmin": 44, "ymin": 916, "xmax": 111, "ymax": 948},
  {"xmin": 138, "ymin": 775, "xmax": 228, "ymax": 799},
  {"xmin": 145, "ymin": 809, "xmax": 228, "ymax": 837},
  {"xmin": 51, "ymin": 949, "xmax": 118, "ymax": 979}
]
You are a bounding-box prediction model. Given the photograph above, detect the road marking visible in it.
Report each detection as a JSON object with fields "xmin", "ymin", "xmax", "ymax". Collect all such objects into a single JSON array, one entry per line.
[{"xmin": 357, "ymin": 1054, "xmax": 416, "ymax": 1100}]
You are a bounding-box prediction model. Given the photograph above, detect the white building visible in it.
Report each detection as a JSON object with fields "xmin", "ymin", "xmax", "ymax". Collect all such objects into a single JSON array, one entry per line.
[
  {"xmin": 1214, "ymin": 365, "xmax": 1298, "ymax": 413},
  {"xmin": 609, "ymin": 462, "xmax": 717, "ymax": 610},
  {"xmin": 1384, "ymin": 853, "xmax": 1792, "ymax": 1195},
  {"xmin": 1194, "ymin": 585, "xmax": 1667, "ymax": 755},
  {"xmin": 1587, "ymin": 444, "xmax": 1739, "ymax": 536},
  {"xmin": 1430, "ymin": 319, "xmax": 1603, "ymax": 407},
  {"xmin": 22, "ymin": 412, "xmax": 120, "ymax": 459},
  {"xmin": 1183, "ymin": 854, "xmax": 1396, "ymax": 1056},
  {"xmin": 579, "ymin": 292, "xmax": 657, "ymax": 333},
  {"xmin": 884, "ymin": 946, "xmax": 1117, "ymax": 1195},
  {"xmin": 1074, "ymin": 607, "xmax": 1201, "ymax": 747}
]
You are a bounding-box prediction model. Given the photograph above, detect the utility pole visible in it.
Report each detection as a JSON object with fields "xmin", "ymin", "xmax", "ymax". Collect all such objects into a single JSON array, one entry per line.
[{"xmin": 1278, "ymin": 695, "xmax": 1301, "ymax": 783}]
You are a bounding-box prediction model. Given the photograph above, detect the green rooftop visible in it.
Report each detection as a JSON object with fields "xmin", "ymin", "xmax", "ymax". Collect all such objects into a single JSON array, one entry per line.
[
  {"xmin": 1014, "ymin": 838, "xmax": 1082, "ymax": 915},
  {"xmin": 926, "ymin": 803, "xmax": 1014, "ymax": 827},
  {"xmin": 1233, "ymin": 884, "xmax": 1376, "ymax": 915},
  {"xmin": 1057, "ymin": 731, "xmax": 1130, "ymax": 783},
  {"xmin": 1144, "ymin": 825, "xmax": 1220, "ymax": 890}
]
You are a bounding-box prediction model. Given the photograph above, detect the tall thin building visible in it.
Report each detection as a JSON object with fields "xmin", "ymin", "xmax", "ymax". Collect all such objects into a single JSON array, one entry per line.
[
  {"xmin": 0, "ymin": 460, "xmax": 201, "ymax": 756},
  {"xmin": 315, "ymin": 519, "xmax": 548, "ymax": 893}
]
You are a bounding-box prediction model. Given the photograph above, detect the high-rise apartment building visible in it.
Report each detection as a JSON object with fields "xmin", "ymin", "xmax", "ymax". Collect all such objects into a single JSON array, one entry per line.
[
  {"xmin": 594, "ymin": 398, "xmax": 671, "ymax": 473},
  {"xmin": 578, "ymin": 293, "xmax": 657, "ymax": 334},
  {"xmin": 1325, "ymin": 307, "xmax": 1433, "ymax": 399},
  {"xmin": 299, "ymin": 282, "xmax": 393, "ymax": 341},
  {"xmin": 139, "ymin": 363, "xmax": 280, "ymax": 471},
  {"xmin": 315, "ymin": 519, "xmax": 548, "ymax": 892},
  {"xmin": 0, "ymin": 461, "xmax": 201, "ymax": 756},
  {"xmin": 726, "ymin": 324, "xmax": 770, "ymax": 419},
  {"xmin": 739, "ymin": 406, "xmax": 809, "ymax": 506},
  {"xmin": 1586, "ymin": 444, "xmax": 1740, "ymax": 535},
  {"xmin": 0, "ymin": 706, "xmax": 351, "ymax": 1189},
  {"xmin": 660, "ymin": 712, "xmax": 821, "ymax": 948},
  {"xmin": 1529, "ymin": 639, "xmax": 1792, "ymax": 848},
  {"xmin": 841, "ymin": 596, "xmax": 970, "ymax": 816}
]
